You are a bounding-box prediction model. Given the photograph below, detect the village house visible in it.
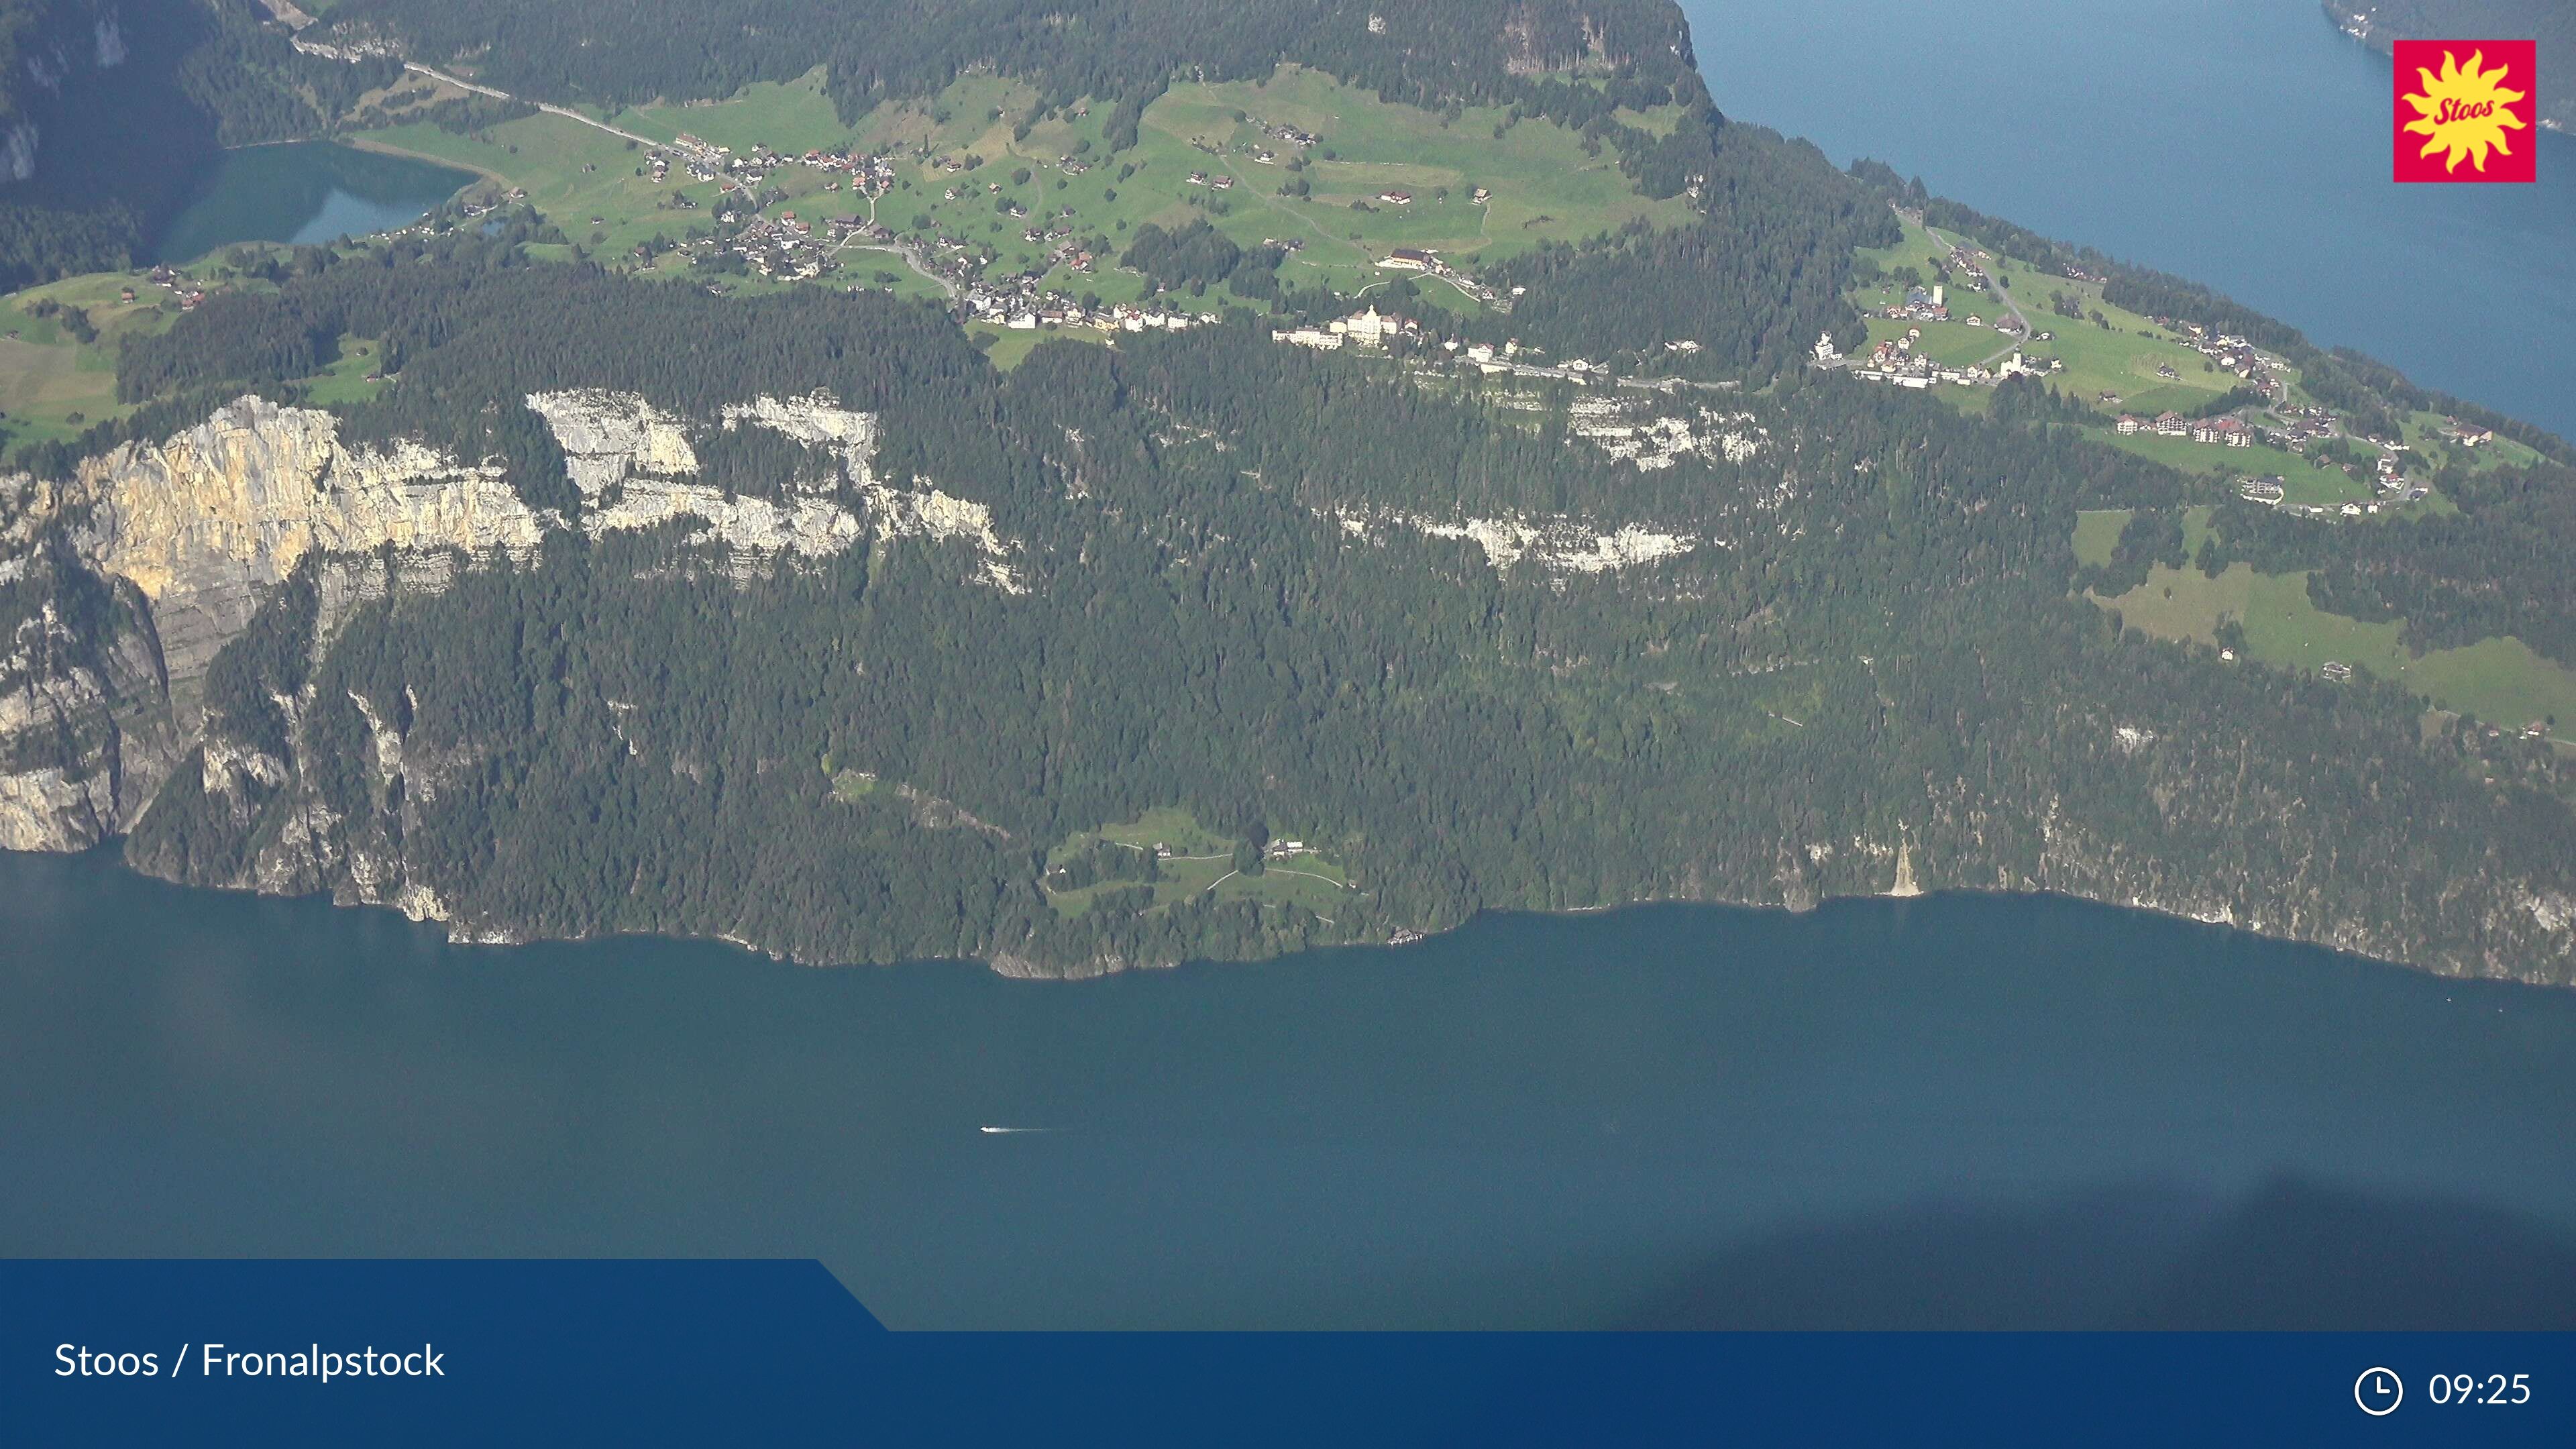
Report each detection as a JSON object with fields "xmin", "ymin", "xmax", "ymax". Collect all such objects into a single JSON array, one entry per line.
[{"xmin": 1379, "ymin": 247, "xmax": 1435, "ymax": 271}]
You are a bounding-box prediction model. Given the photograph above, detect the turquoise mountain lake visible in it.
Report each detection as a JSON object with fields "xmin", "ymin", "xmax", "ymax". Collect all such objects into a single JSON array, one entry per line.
[
  {"xmin": 3, "ymin": 847, "xmax": 2572, "ymax": 1328},
  {"xmin": 1689, "ymin": 0, "xmax": 2576, "ymax": 441},
  {"xmin": 155, "ymin": 141, "xmax": 476, "ymax": 264}
]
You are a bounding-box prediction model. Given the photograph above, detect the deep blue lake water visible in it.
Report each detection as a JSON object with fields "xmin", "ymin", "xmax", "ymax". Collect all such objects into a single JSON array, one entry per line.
[
  {"xmin": 1689, "ymin": 0, "xmax": 2576, "ymax": 441},
  {"xmin": 3, "ymin": 848, "xmax": 2572, "ymax": 1329}
]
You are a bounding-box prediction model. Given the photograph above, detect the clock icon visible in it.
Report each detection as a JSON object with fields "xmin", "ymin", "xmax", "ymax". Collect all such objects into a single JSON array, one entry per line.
[{"xmin": 2356, "ymin": 1367, "xmax": 2404, "ymax": 1416}]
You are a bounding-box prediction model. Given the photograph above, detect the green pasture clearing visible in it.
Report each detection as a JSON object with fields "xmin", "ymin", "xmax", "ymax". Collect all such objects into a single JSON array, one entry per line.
[
  {"xmin": 2094, "ymin": 560, "xmax": 2576, "ymax": 729},
  {"xmin": 1150, "ymin": 67, "xmax": 1695, "ymax": 279},
  {"xmin": 1849, "ymin": 211, "xmax": 1946, "ymax": 287},
  {"xmin": 2072, "ymin": 508, "xmax": 2129, "ymax": 568},
  {"xmin": 0, "ymin": 274, "xmax": 181, "ymax": 447},
  {"xmin": 965, "ymin": 322, "xmax": 1053, "ymax": 370},
  {"xmin": 2096, "ymin": 428, "xmax": 2373, "ymax": 507},
  {"xmin": 1042, "ymin": 806, "xmax": 1356, "ymax": 920},
  {"xmin": 1859, "ymin": 317, "xmax": 2004, "ymax": 368},
  {"xmin": 847, "ymin": 75, "xmax": 1042, "ymax": 160},
  {"xmin": 352, "ymin": 64, "xmax": 1695, "ymax": 313},
  {"xmin": 350, "ymin": 114, "xmax": 722, "ymax": 267},
  {"xmin": 606, "ymin": 68, "xmax": 853, "ymax": 156},
  {"xmin": 2019, "ymin": 317, "xmax": 2239, "ymax": 416},
  {"xmin": 1850, "ymin": 215, "xmax": 2301, "ymax": 420},
  {"xmin": 2398, "ymin": 408, "xmax": 2546, "ymax": 476},
  {"xmin": 293, "ymin": 333, "xmax": 388, "ymax": 407}
]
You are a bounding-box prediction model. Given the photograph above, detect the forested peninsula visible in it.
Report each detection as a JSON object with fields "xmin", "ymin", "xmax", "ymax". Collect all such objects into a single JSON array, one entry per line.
[{"xmin": 5, "ymin": 0, "xmax": 2576, "ymax": 985}]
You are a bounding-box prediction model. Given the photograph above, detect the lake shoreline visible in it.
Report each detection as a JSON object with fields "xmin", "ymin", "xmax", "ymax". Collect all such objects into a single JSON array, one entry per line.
[
  {"xmin": 31, "ymin": 836, "xmax": 2566, "ymax": 995},
  {"xmin": 1688, "ymin": 0, "xmax": 2576, "ymax": 443},
  {"xmin": 152, "ymin": 139, "xmax": 480, "ymax": 264}
]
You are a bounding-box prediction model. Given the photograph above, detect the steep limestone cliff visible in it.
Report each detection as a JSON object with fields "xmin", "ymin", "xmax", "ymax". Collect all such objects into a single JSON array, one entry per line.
[
  {"xmin": 0, "ymin": 556, "xmax": 180, "ymax": 850},
  {"xmin": 0, "ymin": 388, "xmax": 1017, "ymax": 855}
]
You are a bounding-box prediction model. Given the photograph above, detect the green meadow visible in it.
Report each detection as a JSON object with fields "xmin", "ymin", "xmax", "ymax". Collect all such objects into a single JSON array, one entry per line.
[
  {"xmin": 2072, "ymin": 507, "xmax": 2129, "ymax": 568},
  {"xmin": 2096, "ymin": 428, "xmax": 2375, "ymax": 508},
  {"xmin": 350, "ymin": 64, "xmax": 1698, "ymax": 314},
  {"xmin": 603, "ymin": 70, "xmax": 855, "ymax": 157},
  {"xmin": 1043, "ymin": 806, "xmax": 1358, "ymax": 920},
  {"xmin": 1849, "ymin": 216, "xmax": 2260, "ymax": 418},
  {"xmin": 2084, "ymin": 507, "xmax": 2576, "ymax": 731},
  {"xmin": 293, "ymin": 333, "xmax": 391, "ymax": 406},
  {"xmin": 0, "ymin": 273, "xmax": 184, "ymax": 447}
]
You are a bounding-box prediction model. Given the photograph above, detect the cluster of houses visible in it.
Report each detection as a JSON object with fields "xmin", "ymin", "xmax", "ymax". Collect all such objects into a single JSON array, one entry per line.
[
  {"xmin": 140, "ymin": 264, "xmax": 209, "ymax": 312},
  {"xmin": 792, "ymin": 145, "xmax": 901, "ymax": 196},
  {"xmin": 1833, "ymin": 328, "xmax": 2060, "ymax": 390},
  {"xmin": 1237, "ymin": 117, "xmax": 1323, "ymax": 170},
  {"xmin": 2152, "ymin": 323, "xmax": 2282, "ymax": 396},
  {"xmin": 1271, "ymin": 308, "xmax": 1654, "ymax": 386},
  {"xmin": 705, "ymin": 209, "xmax": 841, "ymax": 280},
  {"xmin": 1884, "ymin": 283, "xmax": 1950, "ymax": 323},
  {"xmin": 1450, "ymin": 338, "xmax": 1615, "ymax": 382},
  {"xmin": 973, "ymin": 294, "xmax": 1213, "ymax": 333},
  {"xmin": 1944, "ymin": 242, "xmax": 1993, "ymax": 290},
  {"xmin": 2116, "ymin": 411, "xmax": 2256, "ymax": 447},
  {"xmin": 656, "ymin": 134, "xmax": 905, "ymax": 198}
]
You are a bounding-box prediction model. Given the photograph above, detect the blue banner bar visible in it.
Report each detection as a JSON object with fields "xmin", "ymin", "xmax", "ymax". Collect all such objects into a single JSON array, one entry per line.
[{"xmin": 5, "ymin": 1260, "xmax": 2568, "ymax": 1445}]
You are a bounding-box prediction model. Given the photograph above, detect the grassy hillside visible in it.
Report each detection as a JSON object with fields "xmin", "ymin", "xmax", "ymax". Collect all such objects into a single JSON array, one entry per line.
[
  {"xmin": 2084, "ymin": 508, "xmax": 2576, "ymax": 732},
  {"xmin": 346, "ymin": 64, "xmax": 1699, "ymax": 310}
]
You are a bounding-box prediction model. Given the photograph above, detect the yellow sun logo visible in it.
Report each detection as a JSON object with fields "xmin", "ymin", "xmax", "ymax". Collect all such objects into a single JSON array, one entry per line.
[{"xmin": 2401, "ymin": 48, "xmax": 2530, "ymax": 173}]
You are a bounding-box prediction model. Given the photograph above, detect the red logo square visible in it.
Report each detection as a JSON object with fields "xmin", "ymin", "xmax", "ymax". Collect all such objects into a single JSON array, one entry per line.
[{"xmin": 2394, "ymin": 40, "xmax": 2538, "ymax": 182}]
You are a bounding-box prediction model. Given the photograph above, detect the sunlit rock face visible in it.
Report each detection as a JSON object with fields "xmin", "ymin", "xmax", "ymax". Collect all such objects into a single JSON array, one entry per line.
[{"xmin": 0, "ymin": 385, "xmax": 1040, "ymax": 855}]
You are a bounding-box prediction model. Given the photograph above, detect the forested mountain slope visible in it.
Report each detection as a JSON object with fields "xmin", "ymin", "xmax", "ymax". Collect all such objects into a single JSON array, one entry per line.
[
  {"xmin": 320, "ymin": 0, "xmax": 1699, "ymax": 125},
  {"xmin": 3, "ymin": 0, "xmax": 2574, "ymax": 984},
  {"xmin": 7, "ymin": 232, "xmax": 2576, "ymax": 982}
]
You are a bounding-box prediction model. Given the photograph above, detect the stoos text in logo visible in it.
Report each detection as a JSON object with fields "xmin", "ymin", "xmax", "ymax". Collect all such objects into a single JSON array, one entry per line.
[{"xmin": 2394, "ymin": 40, "xmax": 2537, "ymax": 182}]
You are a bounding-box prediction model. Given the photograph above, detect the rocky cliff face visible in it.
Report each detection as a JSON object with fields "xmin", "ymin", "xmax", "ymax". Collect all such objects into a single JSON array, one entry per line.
[
  {"xmin": 0, "ymin": 557, "xmax": 180, "ymax": 850},
  {"xmin": 0, "ymin": 388, "xmax": 1012, "ymax": 857}
]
